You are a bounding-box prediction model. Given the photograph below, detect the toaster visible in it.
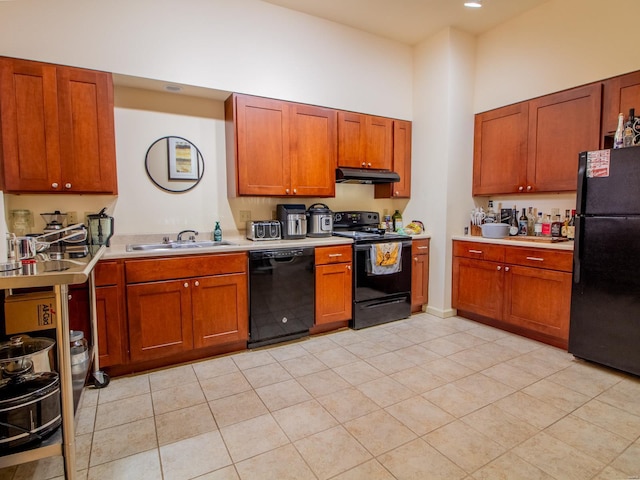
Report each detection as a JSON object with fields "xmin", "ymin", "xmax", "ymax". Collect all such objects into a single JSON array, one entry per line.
[{"xmin": 246, "ymin": 220, "xmax": 282, "ymax": 241}]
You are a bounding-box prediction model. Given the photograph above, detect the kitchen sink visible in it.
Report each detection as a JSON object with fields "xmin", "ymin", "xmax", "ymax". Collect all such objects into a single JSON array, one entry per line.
[{"xmin": 126, "ymin": 240, "xmax": 236, "ymax": 252}]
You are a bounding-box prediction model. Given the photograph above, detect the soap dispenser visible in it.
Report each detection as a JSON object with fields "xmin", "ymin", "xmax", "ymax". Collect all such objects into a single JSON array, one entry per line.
[{"xmin": 213, "ymin": 221, "xmax": 222, "ymax": 242}]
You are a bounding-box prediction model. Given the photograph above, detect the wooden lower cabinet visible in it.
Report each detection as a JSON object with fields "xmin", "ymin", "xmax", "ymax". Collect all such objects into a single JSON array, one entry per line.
[
  {"xmin": 94, "ymin": 261, "xmax": 126, "ymax": 368},
  {"xmin": 411, "ymin": 238, "xmax": 430, "ymax": 313},
  {"xmin": 452, "ymin": 240, "xmax": 572, "ymax": 348},
  {"xmin": 315, "ymin": 245, "xmax": 352, "ymax": 325},
  {"xmin": 125, "ymin": 253, "xmax": 248, "ymax": 363}
]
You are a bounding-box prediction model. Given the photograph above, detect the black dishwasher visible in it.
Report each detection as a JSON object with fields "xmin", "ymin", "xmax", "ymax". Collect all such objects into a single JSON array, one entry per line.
[{"xmin": 248, "ymin": 247, "xmax": 315, "ymax": 348}]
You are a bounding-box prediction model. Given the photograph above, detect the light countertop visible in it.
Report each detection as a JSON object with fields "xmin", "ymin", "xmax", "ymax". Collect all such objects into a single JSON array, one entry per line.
[
  {"xmin": 452, "ymin": 234, "xmax": 573, "ymax": 251},
  {"xmin": 102, "ymin": 232, "xmax": 432, "ymax": 260}
]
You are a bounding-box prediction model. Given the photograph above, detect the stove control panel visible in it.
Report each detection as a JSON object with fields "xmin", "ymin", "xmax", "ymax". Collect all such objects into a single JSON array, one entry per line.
[{"xmin": 333, "ymin": 211, "xmax": 379, "ymax": 228}]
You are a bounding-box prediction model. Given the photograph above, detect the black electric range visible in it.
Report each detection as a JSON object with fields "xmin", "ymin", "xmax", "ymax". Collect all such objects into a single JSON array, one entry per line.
[{"xmin": 332, "ymin": 211, "xmax": 412, "ymax": 329}]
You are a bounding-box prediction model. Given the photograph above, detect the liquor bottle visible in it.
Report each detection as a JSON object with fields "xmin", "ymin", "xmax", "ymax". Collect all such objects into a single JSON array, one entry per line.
[
  {"xmin": 213, "ymin": 221, "xmax": 222, "ymax": 241},
  {"xmin": 561, "ymin": 209, "xmax": 570, "ymax": 238},
  {"xmin": 392, "ymin": 209, "xmax": 403, "ymax": 232},
  {"xmin": 541, "ymin": 214, "xmax": 552, "ymax": 237},
  {"xmin": 535, "ymin": 212, "xmax": 543, "ymax": 237},
  {"xmin": 567, "ymin": 209, "xmax": 576, "ymax": 240},
  {"xmin": 624, "ymin": 108, "xmax": 635, "ymax": 147},
  {"xmin": 485, "ymin": 200, "xmax": 497, "ymax": 224},
  {"xmin": 509, "ymin": 208, "xmax": 519, "ymax": 236},
  {"xmin": 518, "ymin": 208, "xmax": 528, "ymax": 236},
  {"xmin": 527, "ymin": 207, "xmax": 535, "ymax": 236},
  {"xmin": 614, "ymin": 113, "xmax": 624, "ymax": 149},
  {"xmin": 551, "ymin": 214, "xmax": 563, "ymax": 238}
]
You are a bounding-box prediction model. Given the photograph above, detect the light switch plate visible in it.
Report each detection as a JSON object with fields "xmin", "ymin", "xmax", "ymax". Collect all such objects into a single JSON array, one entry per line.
[{"xmin": 239, "ymin": 210, "xmax": 251, "ymax": 222}]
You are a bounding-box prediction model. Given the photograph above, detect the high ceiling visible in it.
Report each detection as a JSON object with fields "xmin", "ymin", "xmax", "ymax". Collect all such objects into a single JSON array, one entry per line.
[{"xmin": 261, "ymin": 0, "xmax": 550, "ymax": 45}]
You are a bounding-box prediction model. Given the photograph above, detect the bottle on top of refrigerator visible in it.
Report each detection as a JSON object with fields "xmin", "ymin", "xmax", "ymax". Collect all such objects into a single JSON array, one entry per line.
[
  {"xmin": 535, "ymin": 212, "xmax": 543, "ymax": 236},
  {"xmin": 614, "ymin": 113, "xmax": 625, "ymax": 149},
  {"xmin": 561, "ymin": 209, "xmax": 570, "ymax": 238},
  {"xmin": 624, "ymin": 108, "xmax": 635, "ymax": 147},
  {"xmin": 518, "ymin": 208, "xmax": 528, "ymax": 236}
]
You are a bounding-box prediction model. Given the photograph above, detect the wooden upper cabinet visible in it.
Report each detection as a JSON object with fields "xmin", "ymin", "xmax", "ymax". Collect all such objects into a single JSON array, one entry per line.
[
  {"xmin": 338, "ymin": 111, "xmax": 392, "ymax": 170},
  {"xmin": 375, "ymin": 119, "xmax": 412, "ymax": 198},
  {"xmin": 473, "ymin": 83, "xmax": 601, "ymax": 195},
  {"xmin": 602, "ymin": 70, "xmax": 640, "ymax": 138},
  {"xmin": 527, "ymin": 83, "xmax": 601, "ymax": 192},
  {"xmin": 473, "ymin": 102, "xmax": 528, "ymax": 196},
  {"xmin": 227, "ymin": 94, "xmax": 335, "ymax": 197},
  {"xmin": 0, "ymin": 57, "xmax": 117, "ymax": 194}
]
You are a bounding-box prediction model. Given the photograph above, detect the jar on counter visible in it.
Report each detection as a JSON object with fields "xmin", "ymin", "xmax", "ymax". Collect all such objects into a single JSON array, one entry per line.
[{"xmin": 69, "ymin": 330, "xmax": 89, "ymax": 366}]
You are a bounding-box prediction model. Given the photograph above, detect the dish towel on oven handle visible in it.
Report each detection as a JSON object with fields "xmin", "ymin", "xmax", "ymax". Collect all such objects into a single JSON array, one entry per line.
[{"xmin": 369, "ymin": 242, "xmax": 402, "ymax": 275}]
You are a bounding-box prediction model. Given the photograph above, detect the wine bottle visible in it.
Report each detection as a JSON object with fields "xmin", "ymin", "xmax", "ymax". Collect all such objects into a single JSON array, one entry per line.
[
  {"xmin": 567, "ymin": 209, "xmax": 576, "ymax": 240},
  {"xmin": 551, "ymin": 214, "xmax": 563, "ymax": 238},
  {"xmin": 614, "ymin": 113, "xmax": 624, "ymax": 149},
  {"xmin": 518, "ymin": 208, "xmax": 528, "ymax": 236},
  {"xmin": 509, "ymin": 207, "xmax": 519, "ymax": 236},
  {"xmin": 624, "ymin": 108, "xmax": 635, "ymax": 147},
  {"xmin": 527, "ymin": 207, "xmax": 535, "ymax": 236},
  {"xmin": 561, "ymin": 209, "xmax": 570, "ymax": 238}
]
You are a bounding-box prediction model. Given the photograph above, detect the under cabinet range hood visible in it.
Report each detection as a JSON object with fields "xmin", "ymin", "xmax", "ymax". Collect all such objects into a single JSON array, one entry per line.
[{"xmin": 335, "ymin": 167, "xmax": 400, "ymax": 184}]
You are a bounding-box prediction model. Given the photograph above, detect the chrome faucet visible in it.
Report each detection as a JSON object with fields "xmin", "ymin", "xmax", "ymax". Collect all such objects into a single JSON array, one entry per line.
[{"xmin": 177, "ymin": 230, "xmax": 198, "ymax": 242}]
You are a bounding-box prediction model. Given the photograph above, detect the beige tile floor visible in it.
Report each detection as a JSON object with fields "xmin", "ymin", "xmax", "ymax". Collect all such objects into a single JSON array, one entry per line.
[{"xmin": 2, "ymin": 312, "xmax": 640, "ymax": 479}]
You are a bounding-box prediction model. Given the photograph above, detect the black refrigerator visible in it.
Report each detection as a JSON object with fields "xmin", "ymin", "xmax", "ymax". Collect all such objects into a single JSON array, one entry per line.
[{"xmin": 569, "ymin": 147, "xmax": 640, "ymax": 376}]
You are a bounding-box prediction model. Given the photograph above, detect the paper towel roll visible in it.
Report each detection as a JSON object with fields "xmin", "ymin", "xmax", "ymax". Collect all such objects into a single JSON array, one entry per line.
[{"xmin": 0, "ymin": 191, "xmax": 8, "ymax": 263}]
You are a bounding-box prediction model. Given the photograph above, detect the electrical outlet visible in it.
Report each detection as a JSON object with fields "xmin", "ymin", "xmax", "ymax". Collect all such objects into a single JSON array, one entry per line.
[
  {"xmin": 67, "ymin": 211, "xmax": 78, "ymax": 225},
  {"xmin": 239, "ymin": 210, "xmax": 251, "ymax": 222}
]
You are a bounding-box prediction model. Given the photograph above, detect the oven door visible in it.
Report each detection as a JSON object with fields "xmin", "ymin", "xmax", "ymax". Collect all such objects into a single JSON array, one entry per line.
[{"xmin": 353, "ymin": 239, "xmax": 412, "ymax": 302}]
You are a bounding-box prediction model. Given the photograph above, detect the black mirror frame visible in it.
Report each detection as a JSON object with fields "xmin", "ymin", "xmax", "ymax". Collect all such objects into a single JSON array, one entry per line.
[{"xmin": 144, "ymin": 135, "xmax": 205, "ymax": 193}]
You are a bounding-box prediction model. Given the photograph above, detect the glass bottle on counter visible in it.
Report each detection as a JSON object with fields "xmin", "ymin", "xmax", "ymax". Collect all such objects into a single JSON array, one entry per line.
[
  {"xmin": 535, "ymin": 212, "xmax": 543, "ymax": 236},
  {"xmin": 541, "ymin": 214, "xmax": 552, "ymax": 237},
  {"xmin": 485, "ymin": 200, "xmax": 497, "ymax": 224},
  {"xmin": 561, "ymin": 209, "xmax": 570, "ymax": 238},
  {"xmin": 551, "ymin": 214, "xmax": 563, "ymax": 238},
  {"xmin": 567, "ymin": 209, "xmax": 576, "ymax": 240},
  {"xmin": 509, "ymin": 207, "xmax": 519, "ymax": 236},
  {"xmin": 392, "ymin": 210, "xmax": 403, "ymax": 232},
  {"xmin": 518, "ymin": 208, "xmax": 528, "ymax": 236},
  {"xmin": 213, "ymin": 221, "xmax": 222, "ymax": 241},
  {"xmin": 527, "ymin": 207, "xmax": 535, "ymax": 236}
]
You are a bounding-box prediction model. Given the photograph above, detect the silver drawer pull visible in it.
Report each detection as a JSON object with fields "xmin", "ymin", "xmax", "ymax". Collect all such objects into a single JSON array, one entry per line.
[
  {"xmin": 328, "ymin": 253, "xmax": 343, "ymax": 258},
  {"xmin": 526, "ymin": 256, "xmax": 544, "ymax": 262},
  {"xmin": 468, "ymin": 249, "xmax": 483, "ymax": 254},
  {"xmin": 417, "ymin": 246, "xmax": 429, "ymax": 250}
]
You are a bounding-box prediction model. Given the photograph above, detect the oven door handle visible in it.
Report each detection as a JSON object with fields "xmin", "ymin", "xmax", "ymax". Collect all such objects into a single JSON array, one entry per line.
[{"xmin": 354, "ymin": 240, "xmax": 412, "ymax": 251}]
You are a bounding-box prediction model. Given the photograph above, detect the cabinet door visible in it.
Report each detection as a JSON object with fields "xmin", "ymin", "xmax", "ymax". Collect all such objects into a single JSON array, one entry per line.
[
  {"xmin": 365, "ymin": 115, "xmax": 393, "ymax": 170},
  {"xmin": 337, "ymin": 111, "xmax": 366, "ymax": 168},
  {"xmin": 527, "ymin": 83, "xmax": 601, "ymax": 192},
  {"xmin": 503, "ymin": 264, "xmax": 571, "ymax": 346},
  {"xmin": 192, "ymin": 272, "xmax": 248, "ymax": 348},
  {"xmin": 95, "ymin": 285, "xmax": 126, "ymax": 367},
  {"xmin": 127, "ymin": 280, "xmax": 193, "ymax": 362},
  {"xmin": 602, "ymin": 70, "xmax": 640, "ymax": 138},
  {"xmin": 56, "ymin": 67, "xmax": 117, "ymax": 193},
  {"xmin": 315, "ymin": 262, "xmax": 352, "ymax": 325},
  {"xmin": 0, "ymin": 57, "xmax": 60, "ymax": 192},
  {"xmin": 473, "ymin": 103, "xmax": 528, "ymax": 195},
  {"xmin": 375, "ymin": 120, "xmax": 411, "ymax": 198},
  {"xmin": 411, "ymin": 239, "xmax": 429, "ymax": 312},
  {"xmin": 289, "ymin": 103, "xmax": 336, "ymax": 197},
  {"xmin": 235, "ymin": 95, "xmax": 290, "ymax": 195},
  {"xmin": 452, "ymin": 257, "xmax": 504, "ymax": 319}
]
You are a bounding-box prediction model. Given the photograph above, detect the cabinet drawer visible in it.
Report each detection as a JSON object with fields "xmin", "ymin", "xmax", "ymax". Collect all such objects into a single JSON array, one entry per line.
[
  {"xmin": 453, "ymin": 241, "xmax": 504, "ymax": 262},
  {"xmin": 315, "ymin": 245, "xmax": 352, "ymax": 265},
  {"xmin": 125, "ymin": 253, "xmax": 247, "ymax": 284},
  {"xmin": 412, "ymin": 238, "xmax": 430, "ymax": 254},
  {"xmin": 95, "ymin": 260, "xmax": 120, "ymax": 286},
  {"xmin": 505, "ymin": 247, "xmax": 573, "ymax": 272}
]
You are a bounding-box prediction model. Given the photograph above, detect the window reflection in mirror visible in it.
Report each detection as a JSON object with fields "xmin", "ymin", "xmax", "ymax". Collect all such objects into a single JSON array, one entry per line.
[{"xmin": 145, "ymin": 136, "xmax": 204, "ymax": 192}]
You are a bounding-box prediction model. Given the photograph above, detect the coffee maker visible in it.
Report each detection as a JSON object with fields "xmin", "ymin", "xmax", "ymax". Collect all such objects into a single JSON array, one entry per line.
[
  {"xmin": 41, "ymin": 211, "xmax": 67, "ymax": 258},
  {"xmin": 277, "ymin": 204, "xmax": 307, "ymax": 239}
]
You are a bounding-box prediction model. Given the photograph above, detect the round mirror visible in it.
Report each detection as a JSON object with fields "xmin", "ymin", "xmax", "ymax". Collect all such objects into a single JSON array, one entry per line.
[{"xmin": 145, "ymin": 136, "xmax": 205, "ymax": 193}]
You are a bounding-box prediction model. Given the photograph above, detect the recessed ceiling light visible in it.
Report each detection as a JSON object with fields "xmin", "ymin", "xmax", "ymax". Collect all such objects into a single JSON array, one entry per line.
[
  {"xmin": 164, "ymin": 84, "xmax": 182, "ymax": 93},
  {"xmin": 464, "ymin": 1, "xmax": 482, "ymax": 7}
]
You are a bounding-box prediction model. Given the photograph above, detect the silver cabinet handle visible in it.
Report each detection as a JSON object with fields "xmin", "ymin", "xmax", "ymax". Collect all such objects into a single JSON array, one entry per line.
[
  {"xmin": 328, "ymin": 253, "xmax": 343, "ymax": 258},
  {"xmin": 518, "ymin": 186, "xmax": 524, "ymax": 191},
  {"xmin": 293, "ymin": 189, "xmax": 297, "ymax": 194},
  {"xmin": 505, "ymin": 266, "xmax": 510, "ymax": 272},
  {"xmin": 64, "ymin": 183, "xmax": 72, "ymax": 189},
  {"xmin": 194, "ymin": 280, "xmax": 200, "ymax": 287},
  {"xmin": 526, "ymin": 185, "xmax": 532, "ymax": 191},
  {"xmin": 51, "ymin": 182, "xmax": 59, "ymax": 189},
  {"xmin": 497, "ymin": 266, "xmax": 502, "ymax": 271},
  {"xmin": 468, "ymin": 249, "xmax": 483, "ymax": 254},
  {"xmin": 347, "ymin": 265, "xmax": 351, "ymax": 271},
  {"xmin": 285, "ymin": 189, "xmax": 290, "ymax": 194},
  {"xmin": 414, "ymin": 257, "xmax": 418, "ymax": 262},
  {"xmin": 417, "ymin": 246, "xmax": 429, "ymax": 250},
  {"xmin": 367, "ymin": 162, "xmax": 372, "ymax": 168},
  {"xmin": 526, "ymin": 256, "xmax": 544, "ymax": 262},
  {"xmin": 361, "ymin": 162, "xmax": 366, "ymax": 167},
  {"xmin": 184, "ymin": 282, "xmax": 189, "ymax": 288}
]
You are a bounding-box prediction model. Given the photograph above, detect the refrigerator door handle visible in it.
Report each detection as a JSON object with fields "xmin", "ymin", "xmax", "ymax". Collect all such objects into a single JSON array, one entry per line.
[
  {"xmin": 576, "ymin": 151, "xmax": 587, "ymax": 216},
  {"xmin": 573, "ymin": 215, "xmax": 581, "ymax": 284}
]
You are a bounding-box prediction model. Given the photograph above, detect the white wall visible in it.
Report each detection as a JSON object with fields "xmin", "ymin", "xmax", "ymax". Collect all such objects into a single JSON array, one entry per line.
[
  {"xmin": 0, "ymin": 0, "xmax": 412, "ymax": 119},
  {"xmin": 475, "ymin": 0, "xmax": 640, "ymax": 112}
]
